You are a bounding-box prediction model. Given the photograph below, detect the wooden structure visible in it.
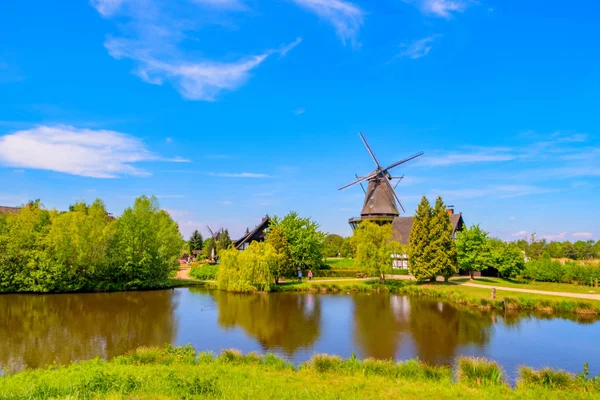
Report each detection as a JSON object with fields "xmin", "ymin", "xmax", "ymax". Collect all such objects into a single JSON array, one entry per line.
[
  {"xmin": 340, "ymin": 133, "xmax": 423, "ymax": 229},
  {"xmin": 234, "ymin": 216, "xmax": 270, "ymax": 250}
]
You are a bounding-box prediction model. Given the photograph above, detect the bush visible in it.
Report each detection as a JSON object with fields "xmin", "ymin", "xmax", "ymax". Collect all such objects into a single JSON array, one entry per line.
[
  {"xmin": 518, "ymin": 366, "xmax": 574, "ymax": 389},
  {"xmin": 189, "ymin": 265, "xmax": 218, "ymax": 280},
  {"xmin": 523, "ymin": 258, "xmax": 600, "ymax": 284}
]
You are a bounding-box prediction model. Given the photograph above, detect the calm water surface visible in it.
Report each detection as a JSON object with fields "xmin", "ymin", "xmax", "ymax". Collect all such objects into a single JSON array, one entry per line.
[{"xmin": 1, "ymin": 287, "xmax": 599, "ymax": 377}]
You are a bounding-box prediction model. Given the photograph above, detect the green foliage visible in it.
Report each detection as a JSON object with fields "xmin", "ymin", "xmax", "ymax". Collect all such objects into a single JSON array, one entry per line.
[
  {"xmin": 522, "ymin": 258, "xmax": 600, "ymax": 284},
  {"xmin": 216, "ymin": 242, "xmax": 275, "ymax": 292},
  {"xmin": 216, "ymin": 229, "xmax": 232, "ymax": 255},
  {"xmin": 189, "ymin": 265, "xmax": 218, "ymax": 280},
  {"xmin": 266, "ymin": 226, "xmax": 294, "ymax": 283},
  {"xmin": 203, "ymin": 238, "xmax": 216, "ymax": 260},
  {"xmin": 188, "ymin": 230, "xmax": 203, "ymax": 254},
  {"xmin": 0, "ymin": 196, "xmax": 183, "ymax": 293},
  {"xmin": 456, "ymin": 225, "xmax": 492, "ymax": 278},
  {"xmin": 351, "ymin": 221, "xmax": 397, "ymax": 283},
  {"xmin": 408, "ymin": 196, "xmax": 439, "ymax": 282},
  {"xmin": 324, "ymin": 234, "xmax": 344, "ymax": 257},
  {"xmin": 431, "ymin": 197, "xmax": 458, "ymax": 282},
  {"xmin": 489, "ymin": 239, "xmax": 525, "ymax": 278},
  {"xmin": 270, "ymin": 211, "xmax": 325, "ymax": 270},
  {"xmin": 339, "ymin": 237, "xmax": 353, "ymax": 258},
  {"xmin": 518, "ymin": 366, "xmax": 575, "ymax": 389}
]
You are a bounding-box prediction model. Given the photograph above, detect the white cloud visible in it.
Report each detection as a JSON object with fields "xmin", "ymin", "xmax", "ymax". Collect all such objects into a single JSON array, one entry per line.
[
  {"xmin": 0, "ymin": 125, "xmax": 184, "ymax": 178},
  {"xmin": 407, "ymin": 0, "xmax": 471, "ymax": 18},
  {"xmin": 421, "ymin": 149, "xmax": 518, "ymax": 166},
  {"xmin": 220, "ymin": 200, "xmax": 233, "ymax": 205},
  {"xmin": 291, "ymin": 0, "xmax": 363, "ymax": 45},
  {"xmin": 189, "ymin": 0, "xmax": 247, "ymax": 10},
  {"xmin": 573, "ymin": 232, "xmax": 593, "ymax": 239},
  {"xmin": 166, "ymin": 137, "xmax": 173, "ymax": 143},
  {"xmin": 293, "ymin": 108, "xmax": 306, "ymax": 115},
  {"xmin": 92, "ymin": 0, "xmax": 300, "ymax": 100},
  {"xmin": 509, "ymin": 216, "xmax": 516, "ymax": 220},
  {"xmin": 513, "ymin": 230, "xmax": 527, "ymax": 237},
  {"xmin": 396, "ymin": 35, "xmax": 440, "ymax": 60},
  {"xmin": 209, "ymin": 172, "xmax": 271, "ymax": 178},
  {"xmin": 432, "ymin": 185, "xmax": 555, "ymax": 200},
  {"xmin": 543, "ymin": 232, "xmax": 567, "ymax": 241}
]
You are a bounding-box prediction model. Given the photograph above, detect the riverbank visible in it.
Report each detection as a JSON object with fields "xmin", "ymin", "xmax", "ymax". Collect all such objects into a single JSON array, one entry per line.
[{"xmin": 1, "ymin": 345, "xmax": 597, "ymax": 399}]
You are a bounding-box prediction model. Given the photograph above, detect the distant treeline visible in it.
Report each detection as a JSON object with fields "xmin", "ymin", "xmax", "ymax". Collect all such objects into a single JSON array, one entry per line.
[
  {"xmin": 515, "ymin": 236, "xmax": 600, "ymax": 261},
  {"xmin": 0, "ymin": 196, "xmax": 183, "ymax": 293}
]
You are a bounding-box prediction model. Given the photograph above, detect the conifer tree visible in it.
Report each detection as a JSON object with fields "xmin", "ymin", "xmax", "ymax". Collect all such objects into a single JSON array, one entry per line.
[
  {"xmin": 408, "ymin": 196, "xmax": 434, "ymax": 282},
  {"xmin": 216, "ymin": 229, "xmax": 232, "ymax": 254},
  {"xmin": 430, "ymin": 196, "xmax": 457, "ymax": 282}
]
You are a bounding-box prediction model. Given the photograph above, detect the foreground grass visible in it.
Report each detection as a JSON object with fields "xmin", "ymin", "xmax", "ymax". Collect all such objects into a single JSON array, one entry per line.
[
  {"xmin": 452, "ymin": 277, "xmax": 600, "ymax": 295},
  {"xmin": 1, "ymin": 346, "xmax": 598, "ymax": 399}
]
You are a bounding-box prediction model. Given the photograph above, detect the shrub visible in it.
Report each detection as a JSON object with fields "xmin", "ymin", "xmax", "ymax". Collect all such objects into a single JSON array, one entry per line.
[
  {"xmin": 457, "ymin": 357, "xmax": 504, "ymax": 386},
  {"xmin": 189, "ymin": 265, "xmax": 218, "ymax": 280},
  {"xmin": 518, "ymin": 366, "xmax": 574, "ymax": 389}
]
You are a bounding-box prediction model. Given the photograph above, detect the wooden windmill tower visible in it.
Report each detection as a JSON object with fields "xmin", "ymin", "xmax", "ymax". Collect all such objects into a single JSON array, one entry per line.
[{"xmin": 339, "ymin": 133, "xmax": 423, "ymax": 230}]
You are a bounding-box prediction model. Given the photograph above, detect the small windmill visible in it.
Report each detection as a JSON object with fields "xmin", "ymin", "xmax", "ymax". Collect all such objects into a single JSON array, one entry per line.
[{"xmin": 340, "ymin": 133, "xmax": 423, "ymax": 228}]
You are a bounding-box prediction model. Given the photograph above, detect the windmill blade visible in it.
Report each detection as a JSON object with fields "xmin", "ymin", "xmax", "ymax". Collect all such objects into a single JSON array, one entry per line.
[
  {"xmin": 382, "ymin": 175, "xmax": 406, "ymax": 213},
  {"xmin": 382, "ymin": 151, "xmax": 424, "ymax": 173},
  {"xmin": 339, "ymin": 170, "xmax": 378, "ymax": 191},
  {"xmin": 207, "ymin": 225, "xmax": 214, "ymax": 236},
  {"xmin": 393, "ymin": 176, "xmax": 404, "ymax": 189},
  {"xmin": 355, "ymin": 174, "xmax": 366, "ymax": 194},
  {"xmin": 359, "ymin": 132, "xmax": 381, "ymax": 168}
]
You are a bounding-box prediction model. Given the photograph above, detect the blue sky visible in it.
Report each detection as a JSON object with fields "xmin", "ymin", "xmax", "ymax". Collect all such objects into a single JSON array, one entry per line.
[{"xmin": 0, "ymin": 0, "xmax": 598, "ymax": 241}]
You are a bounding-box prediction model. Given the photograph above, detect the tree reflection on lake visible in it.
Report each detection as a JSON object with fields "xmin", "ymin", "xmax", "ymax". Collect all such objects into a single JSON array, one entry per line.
[
  {"xmin": 0, "ymin": 290, "xmax": 178, "ymax": 372},
  {"xmin": 211, "ymin": 291, "xmax": 321, "ymax": 355}
]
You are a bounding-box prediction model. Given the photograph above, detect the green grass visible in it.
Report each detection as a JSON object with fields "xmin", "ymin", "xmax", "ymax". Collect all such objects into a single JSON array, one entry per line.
[
  {"xmin": 452, "ymin": 277, "xmax": 600, "ymax": 295},
  {"xmin": 324, "ymin": 258, "xmax": 356, "ymax": 269},
  {"xmin": 1, "ymin": 346, "xmax": 598, "ymax": 399},
  {"xmin": 457, "ymin": 357, "xmax": 505, "ymax": 386}
]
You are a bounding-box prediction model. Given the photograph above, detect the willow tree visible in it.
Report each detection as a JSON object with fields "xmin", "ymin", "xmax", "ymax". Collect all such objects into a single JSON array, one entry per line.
[
  {"xmin": 352, "ymin": 221, "xmax": 395, "ymax": 283},
  {"xmin": 216, "ymin": 242, "xmax": 276, "ymax": 292}
]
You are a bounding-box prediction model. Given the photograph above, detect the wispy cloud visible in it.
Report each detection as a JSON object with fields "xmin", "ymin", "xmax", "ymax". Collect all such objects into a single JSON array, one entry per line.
[
  {"xmin": 291, "ymin": 0, "xmax": 363, "ymax": 46},
  {"xmin": 395, "ymin": 35, "xmax": 441, "ymax": 60},
  {"xmin": 406, "ymin": 0, "xmax": 472, "ymax": 18},
  {"xmin": 543, "ymin": 232, "xmax": 567, "ymax": 241},
  {"xmin": 220, "ymin": 200, "xmax": 233, "ymax": 205},
  {"xmin": 209, "ymin": 172, "xmax": 271, "ymax": 178},
  {"xmin": 0, "ymin": 125, "xmax": 185, "ymax": 178},
  {"xmin": 92, "ymin": 1, "xmax": 301, "ymax": 100},
  {"xmin": 432, "ymin": 184, "xmax": 556, "ymax": 200},
  {"xmin": 573, "ymin": 232, "xmax": 593, "ymax": 239},
  {"xmin": 421, "ymin": 148, "xmax": 518, "ymax": 166},
  {"xmin": 513, "ymin": 230, "xmax": 527, "ymax": 237},
  {"xmin": 292, "ymin": 108, "xmax": 306, "ymax": 115}
]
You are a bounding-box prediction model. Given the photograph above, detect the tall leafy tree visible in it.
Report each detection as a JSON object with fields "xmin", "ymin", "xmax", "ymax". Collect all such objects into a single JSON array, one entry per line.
[
  {"xmin": 408, "ymin": 196, "xmax": 435, "ymax": 282},
  {"xmin": 352, "ymin": 221, "xmax": 397, "ymax": 283},
  {"xmin": 269, "ymin": 212, "xmax": 325, "ymax": 270},
  {"xmin": 489, "ymin": 239, "xmax": 525, "ymax": 278},
  {"xmin": 188, "ymin": 230, "xmax": 203, "ymax": 254},
  {"xmin": 324, "ymin": 234, "xmax": 345, "ymax": 258},
  {"xmin": 545, "ymin": 241, "xmax": 564, "ymax": 259},
  {"xmin": 203, "ymin": 238, "xmax": 216, "ymax": 261},
  {"xmin": 340, "ymin": 237, "xmax": 353, "ymax": 258},
  {"xmin": 455, "ymin": 225, "xmax": 492, "ymax": 279},
  {"xmin": 266, "ymin": 226, "xmax": 293, "ymax": 284},
  {"xmin": 594, "ymin": 240, "xmax": 600, "ymax": 259},
  {"xmin": 430, "ymin": 197, "xmax": 458, "ymax": 282}
]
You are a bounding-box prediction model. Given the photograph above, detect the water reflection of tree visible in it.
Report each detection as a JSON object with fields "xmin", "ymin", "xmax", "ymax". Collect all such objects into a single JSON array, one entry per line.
[
  {"xmin": 353, "ymin": 294, "xmax": 410, "ymax": 359},
  {"xmin": 212, "ymin": 292, "xmax": 321, "ymax": 356},
  {"xmin": 0, "ymin": 290, "xmax": 178, "ymax": 372},
  {"xmin": 408, "ymin": 299, "xmax": 493, "ymax": 364},
  {"xmin": 353, "ymin": 295, "xmax": 494, "ymax": 364}
]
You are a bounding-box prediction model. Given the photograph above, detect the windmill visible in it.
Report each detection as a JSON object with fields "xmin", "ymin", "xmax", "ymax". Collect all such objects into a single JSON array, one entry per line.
[{"xmin": 340, "ymin": 133, "xmax": 423, "ymax": 229}]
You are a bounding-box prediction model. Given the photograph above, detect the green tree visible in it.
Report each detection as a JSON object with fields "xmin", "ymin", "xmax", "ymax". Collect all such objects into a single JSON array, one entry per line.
[
  {"xmin": 594, "ymin": 240, "xmax": 600, "ymax": 259},
  {"xmin": 574, "ymin": 240, "xmax": 594, "ymax": 260},
  {"xmin": 266, "ymin": 226, "xmax": 293, "ymax": 284},
  {"xmin": 203, "ymin": 238, "xmax": 216, "ymax": 261},
  {"xmin": 216, "ymin": 229, "xmax": 232, "ymax": 255},
  {"xmin": 352, "ymin": 221, "xmax": 396, "ymax": 283},
  {"xmin": 408, "ymin": 196, "xmax": 435, "ymax": 282},
  {"xmin": 526, "ymin": 234, "xmax": 547, "ymax": 260},
  {"xmin": 188, "ymin": 230, "xmax": 203, "ymax": 255},
  {"xmin": 323, "ymin": 234, "xmax": 344, "ymax": 258},
  {"xmin": 430, "ymin": 196, "xmax": 458, "ymax": 282},
  {"xmin": 489, "ymin": 239, "xmax": 525, "ymax": 278},
  {"xmin": 216, "ymin": 242, "xmax": 275, "ymax": 292},
  {"xmin": 339, "ymin": 237, "xmax": 353, "ymax": 258},
  {"xmin": 545, "ymin": 241, "xmax": 564, "ymax": 259},
  {"xmin": 107, "ymin": 196, "xmax": 183, "ymax": 287},
  {"xmin": 455, "ymin": 225, "xmax": 492, "ymax": 279},
  {"xmin": 563, "ymin": 241, "xmax": 577, "ymax": 260},
  {"xmin": 270, "ymin": 212, "xmax": 325, "ymax": 270}
]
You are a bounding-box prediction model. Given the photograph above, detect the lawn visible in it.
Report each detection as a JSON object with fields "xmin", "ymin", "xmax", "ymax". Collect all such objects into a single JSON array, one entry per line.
[
  {"xmin": 324, "ymin": 257, "xmax": 356, "ymax": 269},
  {"xmin": 1, "ymin": 345, "xmax": 598, "ymax": 399},
  {"xmin": 451, "ymin": 277, "xmax": 600, "ymax": 295}
]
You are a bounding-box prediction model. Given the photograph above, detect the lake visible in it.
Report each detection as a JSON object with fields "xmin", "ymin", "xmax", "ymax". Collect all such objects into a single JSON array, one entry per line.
[{"xmin": 1, "ymin": 287, "xmax": 599, "ymax": 378}]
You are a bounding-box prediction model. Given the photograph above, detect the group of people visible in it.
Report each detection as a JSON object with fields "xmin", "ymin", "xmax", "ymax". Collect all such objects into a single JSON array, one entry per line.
[{"xmin": 297, "ymin": 268, "xmax": 313, "ymax": 282}]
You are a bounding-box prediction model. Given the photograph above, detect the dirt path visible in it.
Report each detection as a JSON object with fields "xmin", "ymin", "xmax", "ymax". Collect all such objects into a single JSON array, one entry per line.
[
  {"xmin": 457, "ymin": 281, "xmax": 600, "ymax": 301},
  {"xmin": 175, "ymin": 265, "xmax": 193, "ymax": 280}
]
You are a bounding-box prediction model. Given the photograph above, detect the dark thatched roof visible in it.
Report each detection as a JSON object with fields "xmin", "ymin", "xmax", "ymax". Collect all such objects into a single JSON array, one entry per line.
[
  {"xmin": 392, "ymin": 213, "xmax": 465, "ymax": 245},
  {"xmin": 0, "ymin": 206, "xmax": 20, "ymax": 215},
  {"xmin": 234, "ymin": 216, "xmax": 270, "ymax": 250}
]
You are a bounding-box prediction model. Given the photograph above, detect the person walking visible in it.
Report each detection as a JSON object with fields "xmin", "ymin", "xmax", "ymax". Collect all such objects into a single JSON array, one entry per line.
[
  {"xmin": 298, "ymin": 267, "xmax": 303, "ymax": 282},
  {"xmin": 308, "ymin": 269, "xmax": 313, "ymax": 281}
]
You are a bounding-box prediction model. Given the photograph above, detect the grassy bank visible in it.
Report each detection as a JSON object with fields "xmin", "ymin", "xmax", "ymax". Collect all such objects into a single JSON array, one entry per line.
[
  {"xmin": 266, "ymin": 279, "xmax": 600, "ymax": 316},
  {"xmin": 452, "ymin": 277, "xmax": 600, "ymax": 295},
  {"xmin": 1, "ymin": 345, "xmax": 598, "ymax": 399}
]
